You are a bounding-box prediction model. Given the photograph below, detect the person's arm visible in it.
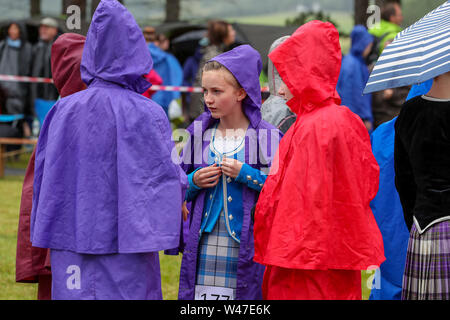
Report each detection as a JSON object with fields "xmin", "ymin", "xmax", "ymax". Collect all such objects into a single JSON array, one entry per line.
[
  {"xmin": 235, "ymin": 163, "xmax": 267, "ymax": 192},
  {"xmin": 394, "ymin": 124, "xmax": 416, "ymax": 231},
  {"xmin": 185, "ymin": 168, "xmax": 202, "ymax": 202}
]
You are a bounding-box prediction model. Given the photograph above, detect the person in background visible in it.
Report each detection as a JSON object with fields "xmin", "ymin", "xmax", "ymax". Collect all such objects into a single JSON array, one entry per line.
[
  {"xmin": 143, "ymin": 26, "xmax": 156, "ymax": 45},
  {"xmin": 29, "ymin": 17, "xmax": 60, "ymax": 121},
  {"xmin": 368, "ymin": 80, "xmax": 432, "ymax": 300},
  {"xmin": 254, "ymin": 21, "xmax": 385, "ymax": 300},
  {"xmin": 337, "ymin": 25, "xmax": 374, "ymax": 132},
  {"xmin": 369, "ymin": 1, "xmax": 403, "ymax": 58},
  {"xmin": 29, "ymin": 0, "xmax": 187, "ymax": 300},
  {"xmin": 148, "ymin": 31, "xmax": 183, "ymax": 117},
  {"xmin": 369, "ymin": 1, "xmax": 409, "ymax": 128},
  {"xmin": 141, "ymin": 26, "xmax": 163, "ymax": 99},
  {"xmin": 15, "ymin": 33, "xmax": 87, "ymax": 300},
  {"xmin": 181, "ymin": 45, "xmax": 203, "ymax": 125},
  {"xmin": 155, "ymin": 33, "xmax": 170, "ymax": 52},
  {"xmin": 395, "ymin": 71, "xmax": 450, "ymax": 300},
  {"xmin": 188, "ymin": 20, "xmax": 237, "ymax": 123},
  {"xmin": 0, "ymin": 22, "xmax": 32, "ymax": 139},
  {"xmin": 260, "ymin": 36, "xmax": 296, "ymax": 134}
]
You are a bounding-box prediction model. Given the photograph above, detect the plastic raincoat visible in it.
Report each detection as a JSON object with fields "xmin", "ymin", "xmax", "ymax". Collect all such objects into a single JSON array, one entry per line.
[
  {"xmin": 254, "ymin": 21, "xmax": 385, "ymax": 300},
  {"xmin": 30, "ymin": 0, "xmax": 187, "ymax": 299},
  {"xmin": 15, "ymin": 33, "xmax": 87, "ymax": 300},
  {"xmin": 337, "ymin": 25, "xmax": 374, "ymax": 125}
]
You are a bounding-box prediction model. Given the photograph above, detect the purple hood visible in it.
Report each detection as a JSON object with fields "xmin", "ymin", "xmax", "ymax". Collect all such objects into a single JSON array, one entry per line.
[
  {"xmin": 211, "ymin": 44, "xmax": 263, "ymax": 128},
  {"xmin": 81, "ymin": 0, "xmax": 152, "ymax": 93}
]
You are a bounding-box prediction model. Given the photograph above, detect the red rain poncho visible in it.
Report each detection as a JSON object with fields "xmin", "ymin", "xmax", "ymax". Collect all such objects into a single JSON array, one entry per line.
[{"xmin": 253, "ymin": 21, "xmax": 385, "ymax": 299}]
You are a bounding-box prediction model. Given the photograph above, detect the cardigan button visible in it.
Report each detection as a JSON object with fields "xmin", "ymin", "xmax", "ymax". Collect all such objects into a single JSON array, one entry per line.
[
  {"xmin": 228, "ymin": 196, "xmax": 232, "ymax": 202},
  {"xmin": 227, "ymin": 177, "xmax": 232, "ymax": 183},
  {"xmin": 231, "ymin": 231, "xmax": 236, "ymax": 237},
  {"xmin": 253, "ymin": 180, "xmax": 258, "ymax": 185},
  {"xmin": 210, "ymin": 194, "xmax": 213, "ymax": 200},
  {"xmin": 247, "ymin": 175, "xmax": 252, "ymax": 180},
  {"xmin": 229, "ymin": 214, "xmax": 233, "ymax": 220}
]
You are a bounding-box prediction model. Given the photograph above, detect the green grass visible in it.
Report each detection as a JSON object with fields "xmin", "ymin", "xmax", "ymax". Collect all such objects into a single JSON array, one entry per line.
[
  {"xmin": 0, "ymin": 152, "xmax": 372, "ymax": 300},
  {"xmin": 0, "ymin": 174, "xmax": 38, "ymax": 300}
]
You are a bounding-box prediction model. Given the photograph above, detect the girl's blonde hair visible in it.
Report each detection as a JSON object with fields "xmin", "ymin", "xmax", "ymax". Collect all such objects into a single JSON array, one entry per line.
[{"xmin": 202, "ymin": 60, "xmax": 242, "ymax": 89}]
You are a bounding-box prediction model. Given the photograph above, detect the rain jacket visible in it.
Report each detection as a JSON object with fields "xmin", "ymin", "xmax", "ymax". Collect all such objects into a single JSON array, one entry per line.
[
  {"xmin": 0, "ymin": 22, "xmax": 32, "ymax": 115},
  {"xmin": 254, "ymin": 21, "xmax": 385, "ymax": 298},
  {"xmin": 15, "ymin": 33, "xmax": 87, "ymax": 300},
  {"xmin": 148, "ymin": 43, "xmax": 183, "ymax": 114},
  {"xmin": 337, "ymin": 25, "xmax": 374, "ymax": 124},
  {"xmin": 177, "ymin": 45, "xmax": 282, "ymax": 300},
  {"xmin": 369, "ymin": 81, "xmax": 432, "ymax": 300},
  {"xmin": 260, "ymin": 36, "xmax": 296, "ymax": 134},
  {"xmin": 30, "ymin": 0, "xmax": 187, "ymax": 256},
  {"xmin": 369, "ymin": 20, "xmax": 402, "ymax": 54}
]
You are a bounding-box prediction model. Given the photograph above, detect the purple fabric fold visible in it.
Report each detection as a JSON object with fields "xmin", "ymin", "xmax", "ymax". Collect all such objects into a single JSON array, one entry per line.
[{"xmin": 30, "ymin": 0, "xmax": 187, "ymax": 254}]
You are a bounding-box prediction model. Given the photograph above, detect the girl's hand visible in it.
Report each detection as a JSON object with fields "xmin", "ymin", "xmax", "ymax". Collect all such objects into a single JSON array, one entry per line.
[
  {"xmin": 220, "ymin": 157, "xmax": 243, "ymax": 179},
  {"xmin": 193, "ymin": 164, "xmax": 222, "ymax": 189},
  {"xmin": 182, "ymin": 201, "xmax": 189, "ymax": 222}
]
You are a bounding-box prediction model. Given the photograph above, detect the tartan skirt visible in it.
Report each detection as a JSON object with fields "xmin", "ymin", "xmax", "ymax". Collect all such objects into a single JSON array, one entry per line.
[
  {"xmin": 196, "ymin": 210, "xmax": 239, "ymax": 292},
  {"xmin": 402, "ymin": 220, "xmax": 450, "ymax": 300}
]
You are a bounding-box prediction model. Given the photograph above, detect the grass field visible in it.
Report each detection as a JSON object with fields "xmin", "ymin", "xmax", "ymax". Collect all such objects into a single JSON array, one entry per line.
[{"xmin": 0, "ymin": 151, "xmax": 373, "ymax": 300}]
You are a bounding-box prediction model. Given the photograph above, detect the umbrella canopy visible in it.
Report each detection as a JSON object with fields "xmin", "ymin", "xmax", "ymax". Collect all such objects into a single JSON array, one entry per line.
[{"xmin": 364, "ymin": 1, "xmax": 450, "ymax": 94}]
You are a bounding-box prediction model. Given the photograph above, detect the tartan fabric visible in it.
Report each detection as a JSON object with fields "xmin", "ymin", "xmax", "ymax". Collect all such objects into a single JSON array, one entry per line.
[
  {"xmin": 196, "ymin": 210, "xmax": 239, "ymax": 290},
  {"xmin": 402, "ymin": 220, "xmax": 450, "ymax": 300}
]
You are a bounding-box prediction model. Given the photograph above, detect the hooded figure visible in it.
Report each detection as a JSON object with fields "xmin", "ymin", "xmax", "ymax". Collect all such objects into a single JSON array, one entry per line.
[
  {"xmin": 0, "ymin": 21, "xmax": 32, "ymax": 115},
  {"xmin": 369, "ymin": 81, "xmax": 432, "ymax": 301},
  {"xmin": 29, "ymin": 19, "xmax": 60, "ymax": 112},
  {"xmin": 30, "ymin": 0, "xmax": 187, "ymax": 300},
  {"xmin": 253, "ymin": 21, "xmax": 385, "ymax": 300},
  {"xmin": 148, "ymin": 42, "xmax": 183, "ymax": 115},
  {"xmin": 15, "ymin": 33, "xmax": 87, "ymax": 300},
  {"xmin": 260, "ymin": 36, "xmax": 296, "ymax": 134},
  {"xmin": 176, "ymin": 45, "xmax": 282, "ymax": 300},
  {"xmin": 0, "ymin": 22, "xmax": 32, "ymax": 140},
  {"xmin": 337, "ymin": 25, "xmax": 374, "ymax": 129}
]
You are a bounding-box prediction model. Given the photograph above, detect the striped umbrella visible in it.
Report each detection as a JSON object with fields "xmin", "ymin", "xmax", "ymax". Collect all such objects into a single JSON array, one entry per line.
[{"xmin": 364, "ymin": 1, "xmax": 450, "ymax": 94}]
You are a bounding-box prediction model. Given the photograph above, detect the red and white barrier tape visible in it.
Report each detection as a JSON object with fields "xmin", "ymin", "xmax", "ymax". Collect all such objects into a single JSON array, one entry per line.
[
  {"xmin": 0, "ymin": 74, "xmax": 54, "ymax": 84},
  {"xmin": 150, "ymin": 85, "xmax": 203, "ymax": 93},
  {"xmin": 0, "ymin": 74, "xmax": 270, "ymax": 93}
]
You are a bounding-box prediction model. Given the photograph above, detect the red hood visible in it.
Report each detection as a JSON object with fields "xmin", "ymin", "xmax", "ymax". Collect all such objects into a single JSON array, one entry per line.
[
  {"xmin": 269, "ymin": 20, "xmax": 342, "ymax": 115},
  {"xmin": 51, "ymin": 33, "xmax": 86, "ymax": 98}
]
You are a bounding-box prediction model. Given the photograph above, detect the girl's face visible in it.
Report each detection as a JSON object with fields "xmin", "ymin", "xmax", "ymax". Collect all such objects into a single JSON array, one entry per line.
[
  {"xmin": 202, "ymin": 69, "xmax": 246, "ymax": 119},
  {"xmin": 278, "ymin": 81, "xmax": 294, "ymax": 101}
]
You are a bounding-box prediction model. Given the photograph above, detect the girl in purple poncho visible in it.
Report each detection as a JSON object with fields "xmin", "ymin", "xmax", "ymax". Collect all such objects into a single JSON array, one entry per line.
[
  {"xmin": 29, "ymin": 0, "xmax": 187, "ymax": 300},
  {"xmin": 177, "ymin": 45, "xmax": 282, "ymax": 300}
]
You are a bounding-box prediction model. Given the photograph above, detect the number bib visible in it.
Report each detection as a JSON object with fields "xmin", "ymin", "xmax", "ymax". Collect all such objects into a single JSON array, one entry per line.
[{"xmin": 194, "ymin": 285, "xmax": 235, "ymax": 300}]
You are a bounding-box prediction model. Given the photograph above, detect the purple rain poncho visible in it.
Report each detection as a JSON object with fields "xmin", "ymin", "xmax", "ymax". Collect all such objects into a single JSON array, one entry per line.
[
  {"xmin": 30, "ymin": 0, "xmax": 186, "ymax": 261},
  {"xmin": 176, "ymin": 45, "xmax": 283, "ymax": 300}
]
